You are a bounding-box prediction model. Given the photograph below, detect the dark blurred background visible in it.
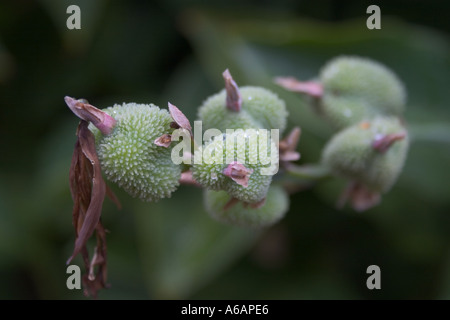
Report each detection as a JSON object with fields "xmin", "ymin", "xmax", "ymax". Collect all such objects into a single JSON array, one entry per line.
[{"xmin": 0, "ymin": 0, "xmax": 449, "ymax": 299}]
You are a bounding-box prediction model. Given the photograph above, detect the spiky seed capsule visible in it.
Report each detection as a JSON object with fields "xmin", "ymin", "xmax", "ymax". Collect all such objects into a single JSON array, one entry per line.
[
  {"xmin": 89, "ymin": 103, "xmax": 181, "ymax": 202},
  {"xmin": 192, "ymin": 129, "xmax": 279, "ymax": 204},
  {"xmin": 198, "ymin": 86, "xmax": 288, "ymax": 133},
  {"xmin": 320, "ymin": 56, "xmax": 406, "ymax": 129},
  {"xmin": 204, "ymin": 185, "xmax": 289, "ymax": 228},
  {"xmin": 322, "ymin": 117, "xmax": 409, "ymax": 193}
]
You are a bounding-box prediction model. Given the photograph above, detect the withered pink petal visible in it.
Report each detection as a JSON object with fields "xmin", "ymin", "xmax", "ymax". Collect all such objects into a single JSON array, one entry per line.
[
  {"xmin": 224, "ymin": 197, "xmax": 240, "ymax": 211},
  {"xmin": 168, "ymin": 102, "xmax": 192, "ymax": 134},
  {"xmin": 279, "ymin": 127, "xmax": 301, "ymax": 163},
  {"xmin": 154, "ymin": 134, "xmax": 172, "ymax": 148},
  {"xmin": 179, "ymin": 171, "xmax": 202, "ymax": 187},
  {"xmin": 280, "ymin": 151, "xmax": 301, "ymax": 162},
  {"xmin": 223, "ymin": 69, "xmax": 242, "ymax": 112},
  {"xmin": 352, "ymin": 190, "xmax": 381, "ymax": 212},
  {"xmin": 337, "ymin": 181, "xmax": 381, "ymax": 212},
  {"xmin": 275, "ymin": 77, "xmax": 323, "ymax": 98},
  {"xmin": 284, "ymin": 127, "xmax": 301, "ymax": 151},
  {"xmin": 223, "ymin": 161, "xmax": 253, "ymax": 188},
  {"xmin": 64, "ymin": 96, "xmax": 116, "ymax": 135},
  {"xmin": 249, "ymin": 198, "xmax": 266, "ymax": 209},
  {"xmin": 372, "ymin": 132, "xmax": 406, "ymax": 153}
]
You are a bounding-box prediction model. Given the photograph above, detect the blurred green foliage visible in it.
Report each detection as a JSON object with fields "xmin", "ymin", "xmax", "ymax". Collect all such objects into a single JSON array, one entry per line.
[{"xmin": 0, "ymin": 0, "xmax": 449, "ymax": 299}]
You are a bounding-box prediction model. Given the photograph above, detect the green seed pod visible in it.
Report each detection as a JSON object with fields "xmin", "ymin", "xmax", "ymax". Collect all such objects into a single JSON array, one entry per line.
[
  {"xmin": 322, "ymin": 117, "xmax": 409, "ymax": 193},
  {"xmin": 192, "ymin": 129, "xmax": 279, "ymax": 204},
  {"xmin": 320, "ymin": 56, "xmax": 406, "ymax": 129},
  {"xmin": 198, "ymin": 86, "xmax": 288, "ymax": 132},
  {"xmin": 204, "ymin": 185, "xmax": 289, "ymax": 228},
  {"xmin": 90, "ymin": 103, "xmax": 181, "ymax": 202},
  {"xmin": 242, "ymin": 87, "xmax": 288, "ymax": 132}
]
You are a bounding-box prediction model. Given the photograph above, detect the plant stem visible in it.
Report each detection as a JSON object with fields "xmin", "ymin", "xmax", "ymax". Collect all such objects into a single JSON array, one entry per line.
[
  {"xmin": 276, "ymin": 163, "xmax": 331, "ymax": 194},
  {"xmin": 284, "ymin": 163, "xmax": 331, "ymax": 182}
]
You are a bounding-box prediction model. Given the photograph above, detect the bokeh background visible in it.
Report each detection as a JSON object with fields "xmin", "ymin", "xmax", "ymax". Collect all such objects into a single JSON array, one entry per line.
[{"xmin": 0, "ymin": 0, "xmax": 449, "ymax": 299}]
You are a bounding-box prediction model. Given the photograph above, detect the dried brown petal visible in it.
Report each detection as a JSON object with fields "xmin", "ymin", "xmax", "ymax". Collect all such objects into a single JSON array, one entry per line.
[
  {"xmin": 223, "ymin": 161, "xmax": 253, "ymax": 188},
  {"xmin": 223, "ymin": 69, "xmax": 242, "ymax": 112},
  {"xmin": 170, "ymin": 122, "xmax": 180, "ymax": 129},
  {"xmin": 64, "ymin": 96, "xmax": 116, "ymax": 135},
  {"xmin": 67, "ymin": 121, "xmax": 106, "ymax": 264},
  {"xmin": 154, "ymin": 134, "xmax": 172, "ymax": 148},
  {"xmin": 68, "ymin": 120, "xmax": 119, "ymax": 298},
  {"xmin": 275, "ymin": 77, "xmax": 323, "ymax": 98},
  {"xmin": 168, "ymin": 102, "xmax": 192, "ymax": 135},
  {"xmin": 82, "ymin": 222, "xmax": 109, "ymax": 298}
]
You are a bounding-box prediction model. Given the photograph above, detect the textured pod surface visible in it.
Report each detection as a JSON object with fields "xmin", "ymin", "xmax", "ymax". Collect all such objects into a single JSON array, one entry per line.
[
  {"xmin": 198, "ymin": 86, "xmax": 288, "ymax": 133},
  {"xmin": 204, "ymin": 185, "xmax": 289, "ymax": 228},
  {"xmin": 192, "ymin": 129, "xmax": 279, "ymax": 203},
  {"xmin": 322, "ymin": 117, "xmax": 409, "ymax": 193},
  {"xmin": 90, "ymin": 103, "xmax": 181, "ymax": 202},
  {"xmin": 320, "ymin": 56, "xmax": 406, "ymax": 129}
]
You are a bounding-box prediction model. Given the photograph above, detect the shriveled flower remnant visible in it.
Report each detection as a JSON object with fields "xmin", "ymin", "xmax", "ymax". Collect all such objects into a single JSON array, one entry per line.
[
  {"xmin": 64, "ymin": 96, "xmax": 189, "ymax": 297},
  {"xmin": 65, "ymin": 97, "xmax": 120, "ymax": 297}
]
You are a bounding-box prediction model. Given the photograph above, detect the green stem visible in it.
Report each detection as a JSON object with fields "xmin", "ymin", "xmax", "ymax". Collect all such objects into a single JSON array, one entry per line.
[
  {"xmin": 284, "ymin": 163, "xmax": 331, "ymax": 181},
  {"xmin": 275, "ymin": 163, "xmax": 331, "ymax": 194}
]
